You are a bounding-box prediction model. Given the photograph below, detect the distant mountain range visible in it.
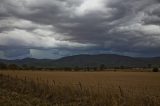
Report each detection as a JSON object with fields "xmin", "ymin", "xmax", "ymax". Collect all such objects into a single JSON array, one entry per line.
[{"xmin": 0, "ymin": 54, "xmax": 160, "ymax": 68}]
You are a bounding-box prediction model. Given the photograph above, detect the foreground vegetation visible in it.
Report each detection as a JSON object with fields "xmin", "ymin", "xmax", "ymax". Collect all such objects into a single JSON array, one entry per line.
[{"xmin": 0, "ymin": 71, "xmax": 160, "ymax": 106}]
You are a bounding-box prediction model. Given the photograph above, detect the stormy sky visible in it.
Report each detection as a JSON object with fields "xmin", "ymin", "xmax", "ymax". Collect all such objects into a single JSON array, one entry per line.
[{"xmin": 0, "ymin": 0, "xmax": 160, "ymax": 59}]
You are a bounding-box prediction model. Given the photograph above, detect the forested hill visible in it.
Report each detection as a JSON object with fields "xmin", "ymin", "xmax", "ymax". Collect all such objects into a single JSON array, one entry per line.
[{"xmin": 0, "ymin": 54, "xmax": 160, "ymax": 68}]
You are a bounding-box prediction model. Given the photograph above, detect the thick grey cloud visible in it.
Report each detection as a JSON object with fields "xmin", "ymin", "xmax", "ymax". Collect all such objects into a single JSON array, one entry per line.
[{"xmin": 0, "ymin": 0, "xmax": 160, "ymax": 59}]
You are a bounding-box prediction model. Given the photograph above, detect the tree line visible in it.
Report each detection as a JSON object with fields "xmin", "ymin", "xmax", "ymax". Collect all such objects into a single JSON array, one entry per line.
[
  {"xmin": 0, "ymin": 62, "xmax": 159, "ymax": 72},
  {"xmin": 0, "ymin": 62, "xmax": 107, "ymax": 71}
]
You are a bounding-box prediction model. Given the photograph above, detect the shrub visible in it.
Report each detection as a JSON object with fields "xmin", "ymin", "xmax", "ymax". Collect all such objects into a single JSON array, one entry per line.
[
  {"xmin": 152, "ymin": 67, "xmax": 159, "ymax": 72},
  {"xmin": 100, "ymin": 64, "xmax": 105, "ymax": 71},
  {"xmin": 0, "ymin": 62, "xmax": 7, "ymax": 69},
  {"xmin": 8, "ymin": 64, "xmax": 19, "ymax": 70}
]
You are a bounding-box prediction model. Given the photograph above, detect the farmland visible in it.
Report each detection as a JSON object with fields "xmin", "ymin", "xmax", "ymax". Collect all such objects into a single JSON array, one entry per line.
[{"xmin": 0, "ymin": 70, "xmax": 160, "ymax": 106}]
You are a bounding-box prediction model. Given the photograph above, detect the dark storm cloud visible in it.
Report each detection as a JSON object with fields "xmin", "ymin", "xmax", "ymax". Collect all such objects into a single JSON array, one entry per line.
[
  {"xmin": 3, "ymin": 49, "xmax": 30, "ymax": 59},
  {"xmin": 0, "ymin": 0, "xmax": 160, "ymax": 59}
]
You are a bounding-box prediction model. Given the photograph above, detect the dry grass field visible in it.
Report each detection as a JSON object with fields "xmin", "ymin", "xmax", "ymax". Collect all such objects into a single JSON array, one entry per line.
[{"xmin": 0, "ymin": 70, "xmax": 160, "ymax": 106}]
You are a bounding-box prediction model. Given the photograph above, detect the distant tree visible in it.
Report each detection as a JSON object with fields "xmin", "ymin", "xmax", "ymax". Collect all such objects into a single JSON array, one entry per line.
[
  {"xmin": 86, "ymin": 66, "xmax": 90, "ymax": 71},
  {"xmin": 0, "ymin": 62, "xmax": 7, "ymax": 69},
  {"xmin": 152, "ymin": 67, "xmax": 159, "ymax": 72},
  {"xmin": 120, "ymin": 65, "xmax": 125, "ymax": 69},
  {"xmin": 100, "ymin": 64, "xmax": 105, "ymax": 71},
  {"xmin": 73, "ymin": 66, "xmax": 79, "ymax": 71},
  {"xmin": 29, "ymin": 66, "xmax": 36, "ymax": 70},
  {"xmin": 93, "ymin": 67, "xmax": 98, "ymax": 71},
  {"xmin": 8, "ymin": 64, "xmax": 19, "ymax": 70},
  {"xmin": 147, "ymin": 64, "xmax": 152, "ymax": 68},
  {"xmin": 22, "ymin": 64, "xmax": 29, "ymax": 70},
  {"xmin": 64, "ymin": 67, "xmax": 72, "ymax": 71}
]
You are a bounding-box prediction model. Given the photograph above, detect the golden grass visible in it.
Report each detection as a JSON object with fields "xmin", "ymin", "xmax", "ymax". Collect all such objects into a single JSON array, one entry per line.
[{"xmin": 0, "ymin": 70, "xmax": 160, "ymax": 105}]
